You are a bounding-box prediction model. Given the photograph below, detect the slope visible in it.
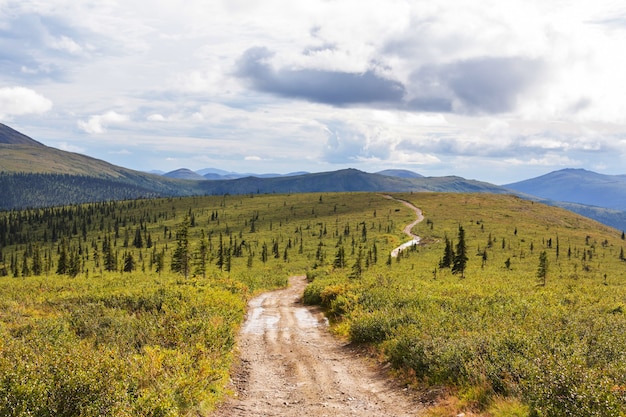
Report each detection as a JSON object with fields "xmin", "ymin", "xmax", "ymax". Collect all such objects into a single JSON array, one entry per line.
[
  {"xmin": 0, "ymin": 123, "xmax": 45, "ymax": 146},
  {"xmin": 195, "ymin": 169, "xmax": 510, "ymax": 195},
  {"xmin": 504, "ymin": 168, "xmax": 626, "ymax": 211}
]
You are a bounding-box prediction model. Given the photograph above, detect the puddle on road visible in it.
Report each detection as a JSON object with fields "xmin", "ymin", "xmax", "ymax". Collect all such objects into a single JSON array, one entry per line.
[
  {"xmin": 241, "ymin": 293, "xmax": 328, "ymax": 335},
  {"xmin": 295, "ymin": 307, "xmax": 328, "ymax": 328},
  {"xmin": 241, "ymin": 294, "xmax": 279, "ymax": 335}
]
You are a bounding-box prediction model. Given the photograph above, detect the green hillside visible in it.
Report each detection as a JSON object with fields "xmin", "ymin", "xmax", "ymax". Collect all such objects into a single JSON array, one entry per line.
[{"xmin": 1, "ymin": 192, "xmax": 626, "ymax": 415}]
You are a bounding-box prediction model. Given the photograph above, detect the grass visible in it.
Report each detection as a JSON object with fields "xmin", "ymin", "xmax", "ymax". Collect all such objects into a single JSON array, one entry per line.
[{"xmin": 2, "ymin": 191, "xmax": 626, "ymax": 415}]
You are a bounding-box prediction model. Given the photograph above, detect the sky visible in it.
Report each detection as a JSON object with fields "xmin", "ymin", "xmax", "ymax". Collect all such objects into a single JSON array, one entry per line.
[{"xmin": 1, "ymin": 0, "xmax": 626, "ymax": 184}]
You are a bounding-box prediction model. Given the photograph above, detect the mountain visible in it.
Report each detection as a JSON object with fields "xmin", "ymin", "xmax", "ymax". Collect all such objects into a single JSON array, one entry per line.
[
  {"xmin": 196, "ymin": 168, "xmax": 311, "ymax": 180},
  {"xmin": 163, "ymin": 168, "xmax": 206, "ymax": 180},
  {"xmin": 0, "ymin": 124, "xmax": 204, "ymax": 209},
  {"xmin": 193, "ymin": 169, "xmax": 509, "ymax": 195},
  {"xmin": 376, "ymin": 169, "xmax": 424, "ymax": 179},
  {"xmin": 0, "ymin": 123, "xmax": 45, "ymax": 146},
  {"xmin": 2, "ymin": 123, "xmax": 626, "ymax": 230},
  {"xmin": 504, "ymin": 169, "xmax": 626, "ymax": 211}
]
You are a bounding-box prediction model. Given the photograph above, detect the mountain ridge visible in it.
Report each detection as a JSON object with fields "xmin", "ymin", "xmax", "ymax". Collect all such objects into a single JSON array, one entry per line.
[
  {"xmin": 504, "ymin": 168, "xmax": 626, "ymax": 211},
  {"xmin": 0, "ymin": 123, "xmax": 45, "ymax": 147},
  {"xmin": 2, "ymin": 123, "xmax": 626, "ymax": 230}
]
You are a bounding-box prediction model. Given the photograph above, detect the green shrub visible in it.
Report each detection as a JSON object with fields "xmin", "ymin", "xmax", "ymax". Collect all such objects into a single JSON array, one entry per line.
[{"xmin": 349, "ymin": 310, "xmax": 397, "ymax": 343}]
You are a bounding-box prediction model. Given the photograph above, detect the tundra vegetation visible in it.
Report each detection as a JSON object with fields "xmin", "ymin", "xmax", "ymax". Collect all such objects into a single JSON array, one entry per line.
[{"xmin": 1, "ymin": 192, "xmax": 626, "ymax": 416}]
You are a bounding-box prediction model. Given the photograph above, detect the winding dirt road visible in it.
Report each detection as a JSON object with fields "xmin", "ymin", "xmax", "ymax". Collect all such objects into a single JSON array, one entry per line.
[
  {"xmin": 212, "ymin": 197, "xmax": 425, "ymax": 417},
  {"xmin": 385, "ymin": 195, "xmax": 424, "ymax": 257}
]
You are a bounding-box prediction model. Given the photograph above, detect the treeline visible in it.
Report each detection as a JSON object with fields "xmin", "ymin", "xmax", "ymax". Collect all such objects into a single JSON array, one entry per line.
[{"xmin": 0, "ymin": 172, "xmax": 198, "ymax": 210}]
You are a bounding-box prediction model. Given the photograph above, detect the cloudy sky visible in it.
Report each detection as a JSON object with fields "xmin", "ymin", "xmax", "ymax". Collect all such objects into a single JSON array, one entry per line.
[{"xmin": 1, "ymin": 0, "xmax": 625, "ymax": 183}]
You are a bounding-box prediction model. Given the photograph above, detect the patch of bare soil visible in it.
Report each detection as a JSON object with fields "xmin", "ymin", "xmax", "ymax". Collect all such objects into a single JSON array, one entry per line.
[{"xmin": 211, "ymin": 275, "xmax": 425, "ymax": 417}]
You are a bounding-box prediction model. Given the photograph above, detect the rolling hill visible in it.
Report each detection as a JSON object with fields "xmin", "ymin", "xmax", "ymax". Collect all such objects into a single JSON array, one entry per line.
[
  {"xmin": 376, "ymin": 169, "xmax": 424, "ymax": 178},
  {"xmin": 504, "ymin": 168, "xmax": 626, "ymax": 211},
  {"xmin": 163, "ymin": 168, "xmax": 206, "ymax": 180}
]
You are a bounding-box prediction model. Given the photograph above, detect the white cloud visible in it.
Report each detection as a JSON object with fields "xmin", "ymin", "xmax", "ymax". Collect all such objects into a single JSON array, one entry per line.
[
  {"xmin": 108, "ymin": 149, "xmax": 132, "ymax": 155},
  {"xmin": 49, "ymin": 35, "xmax": 83, "ymax": 54},
  {"xmin": 147, "ymin": 114, "xmax": 166, "ymax": 121},
  {"xmin": 504, "ymin": 154, "xmax": 581, "ymax": 167},
  {"xmin": 0, "ymin": 87, "xmax": 52, "ymax": 119},
  {"xmin": 57, "ymin": 141, "xmax": 85, "ymax": 153},
  {"xmin": 77, "ymin": 111, "xmax": 129, "ymax": 134}
]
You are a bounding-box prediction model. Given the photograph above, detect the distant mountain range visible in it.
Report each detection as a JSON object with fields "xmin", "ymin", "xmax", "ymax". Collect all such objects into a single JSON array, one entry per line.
[
  {"xmin": 159, "ymin": 167, "xmax": 424, "ymax": 181},
  {"xmin": 1, "ymin": 122, "xmax": 625, "ymax": 230},
  {"xmin": 162, "ymin": 167, "xmax": 311, "ymax": 180}
]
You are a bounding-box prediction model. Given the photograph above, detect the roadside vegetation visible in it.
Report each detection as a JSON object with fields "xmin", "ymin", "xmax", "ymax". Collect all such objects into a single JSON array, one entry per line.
[
  {"xmin": 0, "ymin": 192, "xmax": 407, "ymax": 416},
  {"xmin": 2, "ymin": 191, "xmax": 626, "ymax": 415},
  {"xmin": 305, "ymin": 192, "xmax": 626, "ymax": 416}
]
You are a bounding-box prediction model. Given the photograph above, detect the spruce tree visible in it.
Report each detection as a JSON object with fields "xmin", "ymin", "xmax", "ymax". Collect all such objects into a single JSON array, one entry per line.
[
  {"xmin": 216, "ymin": 232, "xmax": 224, "ymax": 271},
  {"xmin": 133, "ymin": 227, "xmax": 143, "ymax": 248},
  {"xmin": 350, "ymin": 248, "xmax": 363, "ymax": 278},
  {"xmin": 439, "ymin": 236, "xmax": 455, "ymax": 269},
  {"xmin": 31, "ymin": 243, "xmax": 42, "ymax": 276},
  {"xmin": 537, "ymin": 250, "xmax": 549, "ymax": 286},
  {"xmin": 452, "ymin": 226, "xmax": 468, "ymax": 277},
  {"xmin": 56, "ymin": 239, "xmax": 68, "ymax": 275},
  {"xmin": 195, "ymin": 229, "xmax": 209, "ymax": 278},
  {"xmin": 333, "ymin": 246, "xmax": 345, "ymax": 269},
  {"xmin": 123, "ymin": 252, "xmax": 135, "ymax": 272},
  {"xmin": 171, "ymin": 215, "xmax": 191, "ymax": 278}
]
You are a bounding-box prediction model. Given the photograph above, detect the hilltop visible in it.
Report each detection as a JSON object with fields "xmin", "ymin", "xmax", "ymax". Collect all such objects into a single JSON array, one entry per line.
[
  {"xmin": 0, "ymin": 123, "xmax": 45, "ymax": 146},
  {"xmin": 505, "ymin": 168, "xmax": 626, "ymax": 211}
]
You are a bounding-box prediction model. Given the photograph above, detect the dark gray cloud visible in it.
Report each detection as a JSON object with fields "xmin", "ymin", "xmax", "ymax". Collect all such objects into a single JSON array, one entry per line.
[
  {"xmin": 409, "ymin": 57, "xmax": 545, "ymax": 114},
  {"xmin": 235, "ymin": 47, "xmax": 406, "ymax": 106},
  {"xmin": 235, "ymin": 47, "xmax": 544, "ymax": 115}
]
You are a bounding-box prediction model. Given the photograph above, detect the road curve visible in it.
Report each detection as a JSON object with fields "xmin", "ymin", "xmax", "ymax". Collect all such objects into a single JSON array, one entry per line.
[{"xmin": 383, "ymin": 195, "xmax": 424, "ymax": 257}]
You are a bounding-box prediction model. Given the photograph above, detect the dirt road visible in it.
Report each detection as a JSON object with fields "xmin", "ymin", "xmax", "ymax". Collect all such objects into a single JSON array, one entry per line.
[
  {"xmin": 385, "ymin": 195, "xmax": 424, "ymax": 257},
  {"xmin": 212, "ymin": 275, "xmax": 424, "ymax": 416}
]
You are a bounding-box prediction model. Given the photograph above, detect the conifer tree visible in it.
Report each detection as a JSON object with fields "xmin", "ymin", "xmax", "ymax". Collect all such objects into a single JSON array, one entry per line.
[
  {"xmin": 350, "ymin": 248, "xmax": 363, "ymax": 278},
  {"xmin": 31, "ymin": 243, "xmax": 42, "ymax": 276},
  {"xmin": 68, "ymin": 248, "xmax": 80, "ymax": 277},
  {"xmin": 537, "ymin": 250, "xmax": 549, "ymax": 286},
  {"xmin": 216, "ymin": 232, "xmax": 224, "ymax": 270},
  {"xmin": 333, "ymin": 246, "xmax": 345, "ymax": 269},
  {"xmin": 439, "ymin": 236, "xmax": 455, "ymax": 269},
  {"xmin": 103, "ymin": 236, "xmax": 116, "ymax": 272},
  {"xmin": 21, "ymin": 253, "xmax": 30, "ymax": 277},
  {"xmin": 133, "ymin": 227, "xmax": 143, "ymax": 248},
  {"xmin": 56, "ymin": 238, "xmax": 68, "ymax": 275},
  {"xmin": 195, "ymin": 229, "xmax": 209, "ymax": 278},
  {"xmin": 123, "ymin": 252, "xmax": 135, "ymax": 272},
  {"xmin": 452, "ymin": 226, "xmax": 468, "ymax": 277},
  {"xmin": 171, "ymin": 215, "xmax": 191, "ymax": 278}
]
